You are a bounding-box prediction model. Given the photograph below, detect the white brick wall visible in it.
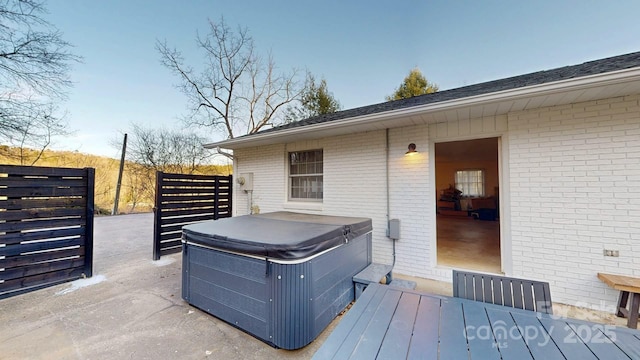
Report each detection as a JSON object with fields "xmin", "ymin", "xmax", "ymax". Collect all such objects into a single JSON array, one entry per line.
[
  {"xmin": 232, "ymin": 93, "xmax": 640, "ymax": 309},
  {"xmin": 233, "ymin": 144, "xmax": 286, "ymax": 215},
  {"xmin": 509, "ymin": 94, "xmax": 640, "ymax": 307},
  {"xmin": 387, "ymin": 126, "xmax": 431, "ymax": 276},
  {"xmin": 234, "ymin": 127, "xmax": 433, "ymax": 276}
]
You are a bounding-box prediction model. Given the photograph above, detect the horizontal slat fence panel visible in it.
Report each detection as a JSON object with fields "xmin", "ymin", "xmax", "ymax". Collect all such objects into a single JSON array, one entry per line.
[
  {"xmin": 153, "ymin": 171, "xmax": 232, "ymax": 260},
  {"xmin": 0, "ymin": 165, "xmax": 94, "ymax": 299},
  {"xmin": 0, "ymin": 268, "xmax": 86, "ymax": 295},
  {"xmin": 1, "ymin": 227, "xmax": 86, "ymax": 245},
  {"xmin": 0, "ymin": 198, "xmax": 86, "ymax": 210},
  {"xmin": 0, "ymin": 237, "xmax": 85, "ymax": 257},
  {"xmin": 2, "ymin": 187, "xmax": 87, "ymax": 197},
  {"xmin": 2, "ymin": 207, "xmax": 86, "ymax": 221},
  {"xmin": 0, "ymin": 217, "xmax": 85, "ymax": 232},
  {"xmin": 2, "ymin": 247, "xmax": 85, "ymax": 269},
  {"xmin": 1, "ymin": 257, "xmax": 86, "ymax": 281}
]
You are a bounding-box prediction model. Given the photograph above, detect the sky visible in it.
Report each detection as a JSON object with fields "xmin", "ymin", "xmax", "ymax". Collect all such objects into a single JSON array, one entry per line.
[{"xmin": 40, "ymin": 0, "xmax": 640, "ymax": 158}]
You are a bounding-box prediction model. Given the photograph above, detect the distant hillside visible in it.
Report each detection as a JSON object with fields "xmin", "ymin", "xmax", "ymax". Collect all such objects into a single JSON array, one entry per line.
[{"xmin": 0, "ymin": 146, "xmax": 232, "ymax": 214}]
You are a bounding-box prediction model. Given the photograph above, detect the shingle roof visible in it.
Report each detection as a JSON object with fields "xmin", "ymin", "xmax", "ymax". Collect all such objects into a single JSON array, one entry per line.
[{"xmin": 253, "ymin": 51, "xmax": 640, "ymax": 137}]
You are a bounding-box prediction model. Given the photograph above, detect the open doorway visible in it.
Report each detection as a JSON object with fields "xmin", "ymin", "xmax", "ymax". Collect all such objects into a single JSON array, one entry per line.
[{"xmin": 435, "ymin": 137, "xmax": 501, "ymax": 273}]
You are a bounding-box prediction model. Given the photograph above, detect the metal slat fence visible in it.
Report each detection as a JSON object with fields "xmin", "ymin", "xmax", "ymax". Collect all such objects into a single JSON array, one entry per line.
[
  {"xmin": 0, "ymin": 165, "xmax": 95, "ymax": 299},
  {"xmin": 153, "ymin": 172, "xmax": 232, "ymax": 260}
]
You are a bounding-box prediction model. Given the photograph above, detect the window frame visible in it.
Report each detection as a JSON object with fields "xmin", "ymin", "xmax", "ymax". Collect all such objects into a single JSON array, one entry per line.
[{"xmin": 287, "ymin": 149, "xmax": 323, "ymax": 202}]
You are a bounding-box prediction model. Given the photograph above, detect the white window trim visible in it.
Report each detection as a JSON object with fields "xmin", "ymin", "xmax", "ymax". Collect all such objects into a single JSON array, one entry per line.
[{"xmin": 287, "ymin": 149, "xmax": 323, "ymax": 202}]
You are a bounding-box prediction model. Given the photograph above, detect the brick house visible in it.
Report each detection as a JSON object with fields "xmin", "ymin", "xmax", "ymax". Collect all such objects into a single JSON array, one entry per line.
[{"xmin": 206, "ymin": 51, "xmax": 640, "ymax": 308}]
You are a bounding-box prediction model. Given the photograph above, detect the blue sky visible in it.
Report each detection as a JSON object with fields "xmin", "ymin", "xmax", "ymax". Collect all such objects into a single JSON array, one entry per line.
[{"xmin": 44, "ymin": 0, "xmax": 640, "ymax": 158}]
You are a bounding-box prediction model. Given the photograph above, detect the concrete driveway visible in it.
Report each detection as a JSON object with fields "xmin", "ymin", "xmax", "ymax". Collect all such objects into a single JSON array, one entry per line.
[{"xmin": 0, "ymin": 213, "xmax": 333, "ymax": 359}]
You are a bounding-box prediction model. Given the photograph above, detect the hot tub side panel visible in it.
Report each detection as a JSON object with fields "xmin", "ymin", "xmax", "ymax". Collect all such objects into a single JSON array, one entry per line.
[
  {"xmin": 270, "ymin": 232, "xmax": 372, "ymax": 350},
  {"xmin": 182, "ymin": 244, "xmax": 270, "ymax": 341}
]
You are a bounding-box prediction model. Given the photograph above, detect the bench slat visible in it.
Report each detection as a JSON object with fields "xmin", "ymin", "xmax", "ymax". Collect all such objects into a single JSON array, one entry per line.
[{"xmin": 598, "ymin": 273, "xmax": 640, "ymax": 293}]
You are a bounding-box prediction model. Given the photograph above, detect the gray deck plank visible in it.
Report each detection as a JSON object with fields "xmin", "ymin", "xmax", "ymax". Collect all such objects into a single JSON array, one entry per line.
[
  {"xmin": 461, "ymin": 300, "xmax": 501, "ymax": 360},
  {"xmin": 406, "ymin": 294, "xmax": 440, "ymax": 360},
  {"xmin": 313, "ymin": 285, "xmax": 640, "ymax": 360},
  {"xmin": 610, "ymin": 330, "xmax": 640, "ymax": 359},
  {"xmin": 312, "ymin": 283, "xmax": 386, "ymax": 360},
  {"xmin": 376, "ymin": 292, "xmax": 420, "ymax": 359},
  {"xmin": 568, "ymin": 322, "xmax": 631, "ymax": 360},
  {"xmin": 438, "ymin": 299, "xmax": 470, "ymax": 359},
  {"xmin": 485, "ymin": 307, "xmax": 533, "ymax": 359},
  {"xmin": 331, "ymin": 284, "xmax": 389, "ymax": 359},
  {"xmin": 349, "ymin": 288, "xmax": 403, "ymax": 360},
  {"xmin": 509, "ymin": 312, "xmax": 565, "ymax": 359},
  {"xmin": 537, "ymin": 317, "xmax": 598, "ymax": 360}
]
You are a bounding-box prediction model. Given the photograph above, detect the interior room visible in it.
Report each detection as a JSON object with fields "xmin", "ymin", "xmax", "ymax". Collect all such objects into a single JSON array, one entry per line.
[{"xmin": 435, "ymin": 137, "xmax": 501, "ymax": 273}]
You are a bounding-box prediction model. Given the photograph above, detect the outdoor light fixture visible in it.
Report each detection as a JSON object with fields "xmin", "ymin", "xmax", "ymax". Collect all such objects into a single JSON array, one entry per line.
[{"xmin": 406, "ymin": 143, "xmax": 417, "ymax": 154}]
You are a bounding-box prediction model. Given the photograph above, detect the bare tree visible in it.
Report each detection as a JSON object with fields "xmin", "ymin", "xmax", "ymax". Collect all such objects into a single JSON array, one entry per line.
[
  {"xmin": 121, "ymin": 124, "xmax": 215, "ymax": 209},
  {"xmin": 157, "ymin": 18, "xmax": 302, "ymax": 139},
  {"xmin": 4, "ymin": 103, "xmax": 67, "ymax": 164},
  {"xmin": 0, "ymin": 0, "xmax": 79, "ymax": 159},
  {"xmin": 127, "ymin": 124, "xmax": 212, "ymax": 174},
  {"xmin": 123, "ymin": 161, "xmax": 154, "ymax": 213}
]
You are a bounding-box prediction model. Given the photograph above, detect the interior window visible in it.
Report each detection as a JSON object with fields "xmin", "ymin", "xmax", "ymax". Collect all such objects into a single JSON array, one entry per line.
[
  {"xmin": 455, "ymin": 169, "xmax": 485, "ymax": 197},
  {"xmin": 289, "ymin": 149, "xmax": 323, "ymax": 201}
]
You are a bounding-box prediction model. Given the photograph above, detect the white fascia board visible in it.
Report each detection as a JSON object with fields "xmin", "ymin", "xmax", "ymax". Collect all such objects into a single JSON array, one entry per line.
[{"xmin": 205, "ymin": 67, "xmax": 640, "ymax": 150}]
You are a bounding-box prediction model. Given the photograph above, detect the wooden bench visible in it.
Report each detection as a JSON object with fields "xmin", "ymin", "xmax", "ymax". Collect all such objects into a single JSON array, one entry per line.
[
  {"xmin": 352, "ymin": 263, "xmax": 416, "ymax": 300},
  {"xmin": 598, "ymin": 272, "xmax": 640, "ymax": 329}
]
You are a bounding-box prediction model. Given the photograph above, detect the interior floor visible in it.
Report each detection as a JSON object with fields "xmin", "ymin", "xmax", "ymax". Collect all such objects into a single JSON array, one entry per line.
[{"xmin": 437, "ymin": 214, "xmax": 501, "ymax": 273}]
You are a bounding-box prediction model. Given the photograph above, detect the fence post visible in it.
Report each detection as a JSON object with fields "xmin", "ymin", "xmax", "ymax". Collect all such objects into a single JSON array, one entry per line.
[
  {"xmin": 152, "ymin": 171, "xmax": 163, "ymax": 260},
  {"xmin": 213, "ymin": 176, "xmax": 220, "ymax": 220},
  {"xmin": 84, "ymin": 168, "xmax": 95, "ymax": 278},
  {"xmin": 228, "ymin": 175, "xmax": 233, "ymax": 217}
]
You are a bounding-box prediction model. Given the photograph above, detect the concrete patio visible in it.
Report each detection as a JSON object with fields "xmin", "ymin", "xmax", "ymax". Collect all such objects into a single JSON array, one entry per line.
[
  {"xmin": 0, "ymin": 213, "xmax": 332, "ymax": 359},
  {"xmin": 0, "ymin": 213, "xmax": 628, "ymax": 359}
]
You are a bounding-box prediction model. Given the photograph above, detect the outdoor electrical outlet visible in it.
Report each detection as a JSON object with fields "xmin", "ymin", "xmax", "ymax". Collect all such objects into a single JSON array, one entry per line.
[{"xmin": 603, "ymin": 249, "xmax": 620, "ymax": 257}]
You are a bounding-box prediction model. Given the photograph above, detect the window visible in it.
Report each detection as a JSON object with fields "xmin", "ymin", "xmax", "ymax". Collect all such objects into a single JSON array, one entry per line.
[
  {"xmin": 289, "ymin": 149, "xmax": 323, "ymax": 201},
  {"xmin": 455, "ymin": 169, "xmax": 485, "ymax": 197}
]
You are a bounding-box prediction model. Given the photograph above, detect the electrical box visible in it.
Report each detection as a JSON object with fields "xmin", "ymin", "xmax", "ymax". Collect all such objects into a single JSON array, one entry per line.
[
  {"xmin": 389, "ymin": 219, "xmax": 400, "ymax": 240},
  {"xmin": 237, "ymin": 173, "xmax": 253, "ymax": 192}
]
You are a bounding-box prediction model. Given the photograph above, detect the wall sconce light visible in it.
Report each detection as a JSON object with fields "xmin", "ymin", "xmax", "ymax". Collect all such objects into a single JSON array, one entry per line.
[{"xmin": 406, "ymin": 143, "xmax": 417, "ymax": 154}]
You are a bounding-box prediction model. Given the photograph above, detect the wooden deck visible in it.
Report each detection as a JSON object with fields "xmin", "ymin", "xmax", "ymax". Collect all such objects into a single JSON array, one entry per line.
[{"xmin": 313, "ymin": 283, "xmax": 640, "ymax": 359}]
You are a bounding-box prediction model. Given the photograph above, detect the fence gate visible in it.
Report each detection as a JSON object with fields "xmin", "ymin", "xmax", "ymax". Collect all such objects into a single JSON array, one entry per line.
[
  {"xmin": 0, "ymin": 165, "xmax": 95, "ymax": 299},
  {"xmin": 153, "ymin": 172, "xmax": 232, "ymax": 260}
]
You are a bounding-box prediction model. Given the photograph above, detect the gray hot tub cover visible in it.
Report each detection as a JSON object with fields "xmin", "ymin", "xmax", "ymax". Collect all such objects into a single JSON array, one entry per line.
[{"xmin": 181, "ymin": 211, "xmax": 372, "ymax": 260}]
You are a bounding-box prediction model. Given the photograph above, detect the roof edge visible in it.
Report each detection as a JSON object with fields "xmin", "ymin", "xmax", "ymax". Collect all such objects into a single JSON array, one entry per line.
[{"xmin": 206, "ymin": 65, "xmax": 640, "ymax": 150}]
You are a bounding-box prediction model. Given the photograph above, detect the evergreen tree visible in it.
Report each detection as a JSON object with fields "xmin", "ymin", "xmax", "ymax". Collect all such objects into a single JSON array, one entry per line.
[{"xmin": 386, "ymin": 68, "xmax": 438, "ymax": 101}]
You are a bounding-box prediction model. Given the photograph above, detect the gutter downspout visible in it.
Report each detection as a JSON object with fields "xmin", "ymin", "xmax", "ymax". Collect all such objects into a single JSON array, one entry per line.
[{"xmin": 385, "ymin": 129, "xmax": 396, "ymax": 268}]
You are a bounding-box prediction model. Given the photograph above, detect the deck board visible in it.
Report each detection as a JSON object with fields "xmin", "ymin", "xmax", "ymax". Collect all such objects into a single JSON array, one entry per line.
[
  {"xmin": 376, "ymin": 292, "xmax": 420, "ymax": 359},
  {"xmin": 438, "ymin": 299, "xmax": 469, "ymax": 359},
  {"xmin": 484, "ymin": 307, "xmax": 533, "ymax": 359},
  {"xmin": 461, "ymin": 300, "xmax": 501, "ymax": 360},
  {"xmin": 610, "ymin": 330, "xmax": 640, "ymax": 358},
  {"xmin": 313, "ymin": 283, "xmax": 640, "ymax": 360},
  {"xmin": 568, "ymin": 322, "xmax": 630, "ymax": 360},
  {"xmin": 537, "ymin": 317, "xmax": 598, "ymax": 360},
  {"xmin": 326, "ymin": 284, "xmax": 387, "ymax": 359},
  {"xmin": 406, "ymin": 295, "xmax": 440, "ymax": 359},
  {"xmin": 509, "ymin": 312, "xmax": 564, "ymax": 359},
  {"xmin": 349, "ymin": 289, "xmax": 402, "ymax": 360}
]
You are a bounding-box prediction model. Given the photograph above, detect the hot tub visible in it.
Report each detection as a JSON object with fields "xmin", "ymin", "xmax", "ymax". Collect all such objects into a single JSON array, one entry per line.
[{"xmin": 181, "ymin": 212, "xmax": 372, "ymax": 349}]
